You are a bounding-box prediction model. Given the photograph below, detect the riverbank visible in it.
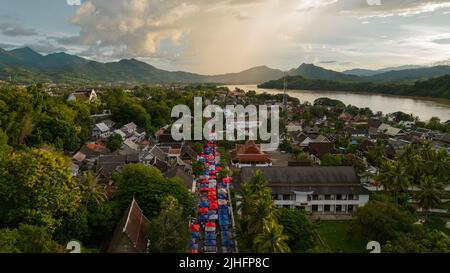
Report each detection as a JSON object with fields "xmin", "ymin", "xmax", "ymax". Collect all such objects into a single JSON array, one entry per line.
[{"xmin": 225, "ymin": 85, "xmax": 450, "ymax": 121}]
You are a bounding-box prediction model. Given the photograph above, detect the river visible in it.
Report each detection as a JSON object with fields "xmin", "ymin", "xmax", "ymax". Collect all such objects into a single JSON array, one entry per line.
[{"xmin": 225, "ymin": 85, "xmax": 450, "ymax": 122}]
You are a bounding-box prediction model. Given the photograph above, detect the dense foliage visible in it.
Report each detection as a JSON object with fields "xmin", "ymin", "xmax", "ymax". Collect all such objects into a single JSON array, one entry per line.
[{"xmin": 259, "ymin": 74, "xmax": 450, "ymax": 100}]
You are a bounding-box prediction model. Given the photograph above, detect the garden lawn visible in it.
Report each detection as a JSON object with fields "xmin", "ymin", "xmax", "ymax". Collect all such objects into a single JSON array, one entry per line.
[{"xmin": 316, "ymin": 221, "xmax": 367, "ymax": 253}]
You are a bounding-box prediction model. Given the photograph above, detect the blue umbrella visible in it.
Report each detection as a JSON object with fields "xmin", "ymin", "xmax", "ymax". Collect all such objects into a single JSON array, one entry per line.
[{"xmin": 204, "ymin": 240, "xmax": 217, "ymax": 246}]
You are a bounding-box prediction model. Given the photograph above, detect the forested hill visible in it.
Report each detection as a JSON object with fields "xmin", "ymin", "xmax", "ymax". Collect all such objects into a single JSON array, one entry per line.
[{"xmin": 258, "ymin": 74, "xmax": 450, "ymax": 100}]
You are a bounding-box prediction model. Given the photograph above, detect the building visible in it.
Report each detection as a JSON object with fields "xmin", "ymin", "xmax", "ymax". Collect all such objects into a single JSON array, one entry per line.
[
  {"xmin": 92, "ymin": 122, "xmax": 111, "ymax": 139},
  {"xmin": 286, "ymin": 121, "xmax": 303, "ymax": 133},
  {"xmin": 107, "ymin": 198, "xmax": 150, "ymax": 253},
  {"xmin": 121, "ymin": 122, "xmax": 138, "ymax": 135},
  {"xmin": 231, "ymin": 140, "xmax": 272, "ymax": 168},
  {"xmin": 305, "ymin": 142, "xmax": 336, "ymax": 164},
  {"xmin": 67, "ymin": 89, "xmax": 97, "ymax": 102},
  {"xmin": 240, "ymin": 166, "xmax": 370, "ymax": 215}
]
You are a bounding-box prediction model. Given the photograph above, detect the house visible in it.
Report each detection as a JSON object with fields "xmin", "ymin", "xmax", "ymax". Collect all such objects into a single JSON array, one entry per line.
[
  {"xmin": 314, "ymin": 135, "xmax": 330, "ymax": 143},
  {"xmin": 239, "ymin": 166, "xmax": 370, "ymax": 215},
  {"xmin": 306, "ymin": 142, "xmax": 336, "ymax": 164},
  {"xmin": 72, "ymin": 151, "xmax": 87, "ymax": 164},
  {"xmin": 303, "ymin": 126, "xmax": 320, "ymax": 135},
  {"xmin": 180, "ymin": 145, "xmax": 198, "ymax": 165},
  {"xmin": 158, "ymin": 129, "xmax": 184, "ymax": 148},
  {"xmin": 121, "ymin": 122, "xmax": 137, "ymax": 135},
  {"xmin": 345, "ymin": 127, "xmax": 368, "ymax": 138},
  {"xmin": 338, "ymin": 112, "xmax": 353, "ymax": 123},
  {"xmin": 358, "ymin": 139, "xmax": 375, "ymax": 154},
  {"xmin": 141, "ymin": 145, "xmax": 166, "ymax": 165},
  {"xmin": 107, "ymin": 198, "xmax": 150, "ymax": 253},
  {"xmin": 164, "ymin": 166, "xmax": 194, "ymax": 192},
  {"xmin": 378, "ymin": 124, "xmax": 405, "ymax": 137},
  {"xmin": 231, "ymin": 140, "xmax": 272, "ymax": 168},
  {"xmin": 399, "ymin": 120, "xmax": 415, "ymax": 129},
  {"xmin": 286, "ymin": 121, "xmax": 303, "ymax": 133},
  {"xmin": 113, "ymin": 129, "xmax": 127, "ymax": 140},
  {"xmin": 438, "ymin": 133, "xmax": 450, "ymax": 145},
  {"xmin": 96, "ymin": 154, "xmax": 140, "ymax": 183},
  {"xmin": 67, "ymin": 89, "xmax": 97, "ymax": 103},
  {"xmin": 92, "ymin": 122, "xmax": 112, "ymax": 139},
  {"xmin": 102, "ymin": 119, "xmax": 116, "ymax": 129},
  {"xmin": 119, "ymin": 139, "xmax": 140, "ymax": 155}
]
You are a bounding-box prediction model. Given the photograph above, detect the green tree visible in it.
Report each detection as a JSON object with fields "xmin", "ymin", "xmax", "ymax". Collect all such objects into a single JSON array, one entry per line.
[
  {"xmin": 0, "ymin": 224, "xmax": 62, "ymax": 253},
  {"xmin": 114, "ymin": 164, "xmax": 194, "ymax": 219},
  {"xmin": 378, "ymin": 161, "xmax": 411, "ymax": 202},
  {"xmin": 80, "ymin": 171, "xmax": 107, "ymax": 205},
  {"xmin": 147, "ymin": 196, "xmax": 190, "ymax": 253},
  {"xmin": 416, "ymin": 176, "xmax": 444, "ymax": 219},
  {"xmin": 236, "ymin": 170, "xmax": 290, "ymax": 253},
  {"xmin": 278, "ymin": 209, "xmax": 315, "ymax": 252},
  {"xmin": 254, "ymin": 219, "xmax": 290, "ymax": 253},
  {"xmin": 321, "ymin": 154, "xmax": 343, "ymax": 166},
  {"xmin": 0, "ymin": 149, "xmax": 82, "ymax": 230},
  {"xmin": 349, "ymin": 201, "xmax": 416, "ymax": 244},
  {"xmin": 0, "ymin": 129, "xmax": 11, "ymax": 158},
  {"xmin": 106, "ymin": 133, "xmax": 123, "ymax": 152}
]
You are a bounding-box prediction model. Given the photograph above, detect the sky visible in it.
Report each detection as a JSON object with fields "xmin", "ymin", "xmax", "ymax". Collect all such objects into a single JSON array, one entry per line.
[{"xmin": 1, "ymin": 0, "xmax": 450, "ymax": 74}]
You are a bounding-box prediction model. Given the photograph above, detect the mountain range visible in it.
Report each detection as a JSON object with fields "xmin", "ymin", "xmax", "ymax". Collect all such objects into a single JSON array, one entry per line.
[{"xmin": 1, "ymin": 47, "xmax": 450, "ymax": 85}]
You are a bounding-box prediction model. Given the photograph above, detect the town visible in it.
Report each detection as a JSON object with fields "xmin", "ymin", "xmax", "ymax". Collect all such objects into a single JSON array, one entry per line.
[{"xmin": 0, "ymin": 82, "xmax": 449, "ymax": 253}]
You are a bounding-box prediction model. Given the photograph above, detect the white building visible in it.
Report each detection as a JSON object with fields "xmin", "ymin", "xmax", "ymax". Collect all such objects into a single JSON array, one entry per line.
[
  {"xmin": 240, "ymin": 166, "xmax": 370, "ymax": 215},
  {"xmin": 92, "ymin": 122, "xmax": 111, "ymax": 139}
]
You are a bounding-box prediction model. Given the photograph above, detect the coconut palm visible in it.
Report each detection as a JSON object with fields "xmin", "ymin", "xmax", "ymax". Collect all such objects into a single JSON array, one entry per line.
[
  {"xmin": 254, "ymin": 219, "xmax": 291, "ymax": 253},
  {"xmin": 378, "ymin": 161, "xmax": 411, "ymax": 202},
  {"xmin": 80, "ymin": 171, "xmax": 107, "ymax": 205},
  {"xmin": 416, "ymin": 176, "xmax": 443, "ymax": 220}
]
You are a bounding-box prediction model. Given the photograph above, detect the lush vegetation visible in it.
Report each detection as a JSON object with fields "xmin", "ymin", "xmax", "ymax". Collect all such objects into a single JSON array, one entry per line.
[
  {"xmin": 259, "ymin": 74, "xmax": 450, "ymax": 100},
  {"xmin": 235, "ymin": 170, "xmax": 290, "ymax": 253}
]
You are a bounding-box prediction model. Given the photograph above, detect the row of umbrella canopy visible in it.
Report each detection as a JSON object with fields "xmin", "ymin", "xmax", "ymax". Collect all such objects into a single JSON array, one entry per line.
[
  {"xmin": 190, "ymin": 141, "xmax": 220, "ymax": 253},
  {"xmin": 189, "ymin": 140, "xmax": 236, "ymax": 253}
]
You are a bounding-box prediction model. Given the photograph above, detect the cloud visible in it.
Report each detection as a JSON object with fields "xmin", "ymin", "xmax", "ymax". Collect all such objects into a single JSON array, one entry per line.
[
  {"xmin": 34, "ymin": 0, "xmax": 450, "ymax": 73},
  {"xmin": 337, "ymin": 0, "xmax": 450, "ymax": 18},
  {"xmin": 0, "ymin": 22, "xmax": 38, "ymax": 37},
  {"xmin": 432, "ymin": 38, "xmax": 450, "ymax": 44}
]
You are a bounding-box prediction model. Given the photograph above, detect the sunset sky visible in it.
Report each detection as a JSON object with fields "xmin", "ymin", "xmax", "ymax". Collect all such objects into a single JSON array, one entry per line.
[{"xmin": 1, "ymin": 0, "xmax": 450, "ymax": 74}]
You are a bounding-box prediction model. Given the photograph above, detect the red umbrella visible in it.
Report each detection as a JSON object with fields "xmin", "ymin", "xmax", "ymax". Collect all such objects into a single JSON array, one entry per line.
[
  {"xmin": 206, "ymin": 222, "xmax": 216, "ymax": 228},
  {"xmin": 190, "ymin": 224, "xmax": 200, "ymax": 232},
  {"xmin": 210, "ymin": 202, "xmax": 219, "ymax": 210},
  {"xmin": 199, "ymin": 208, "xmax": 209, "ymax": 214}
]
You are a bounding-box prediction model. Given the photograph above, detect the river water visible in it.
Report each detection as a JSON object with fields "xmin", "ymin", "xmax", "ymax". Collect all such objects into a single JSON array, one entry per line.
[{"xmin": 226, "ymin": 85, "xmax": 450, "ymax": 122}]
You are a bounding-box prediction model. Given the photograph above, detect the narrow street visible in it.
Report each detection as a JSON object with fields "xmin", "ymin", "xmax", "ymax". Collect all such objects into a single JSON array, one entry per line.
[{"xmin": 189, "ymin": 140, "xmax": 237, "ymax": 253}]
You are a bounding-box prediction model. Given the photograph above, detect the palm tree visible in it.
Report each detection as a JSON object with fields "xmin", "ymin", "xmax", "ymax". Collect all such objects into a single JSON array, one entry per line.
[
  {"xmin": 81, "ymin": 171, "xmax": 107, "ymax": 205},
  {"xmin": 378, "ymin": 161, "xmax": 411, "ymax": 202},
  {"xmin": 254, "ymin": 219, "xmax": 290, "ymax": 253},
  {"xmin": 399, "ymin": 145, "xmax": 421, "ymax": 185},
  {"xmin": 416, "ymin": 176, "xmax": 443, "ymax": 220}
]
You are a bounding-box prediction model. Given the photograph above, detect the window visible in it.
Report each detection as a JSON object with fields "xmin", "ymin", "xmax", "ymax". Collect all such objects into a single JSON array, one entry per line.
[
  {"xmin": 336, "ymin": 205, "xmax": 342, "ymax": 212},
  {"xmin": 283, "ymin": 194, "xmax": 292, "ymax": 201},
  {"xmin": 272, "ymin": 194, "xmax": 278, "ymax": 200},
  {"xmin": 307, "ymin": 195, "xmax": 312, "ymax": 201},
  {"xmin": 324, "ymin": 205, "xmax": 331, "ymax": 212},
  {"xmin": 283, "ymin": 205, "xmax": 291, "ymax": 209},
  {"xmin": 348, "ymin": 205, "xmax": 354, "ymax": 213},
  {"xmin": 348, "ymin": 194, "xmax": 354, "ymax": 200},
  {"xmin": 354, "ymin": 195, "xmax": 359, "ymax": 201},
  {"xmin": 336, "ymin": 194, "xmax": 342, "ymax": 200},
  {"xmin": 312, "ymin": 195, "xmax": 319, "ymax": 201},
  {"xmin": 325, "ymin": 195, "xmax": 331, "ymax": 200},
  {"xmin": 312, "ymin": 205, "xmax": 318, "ymax": 212}
]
